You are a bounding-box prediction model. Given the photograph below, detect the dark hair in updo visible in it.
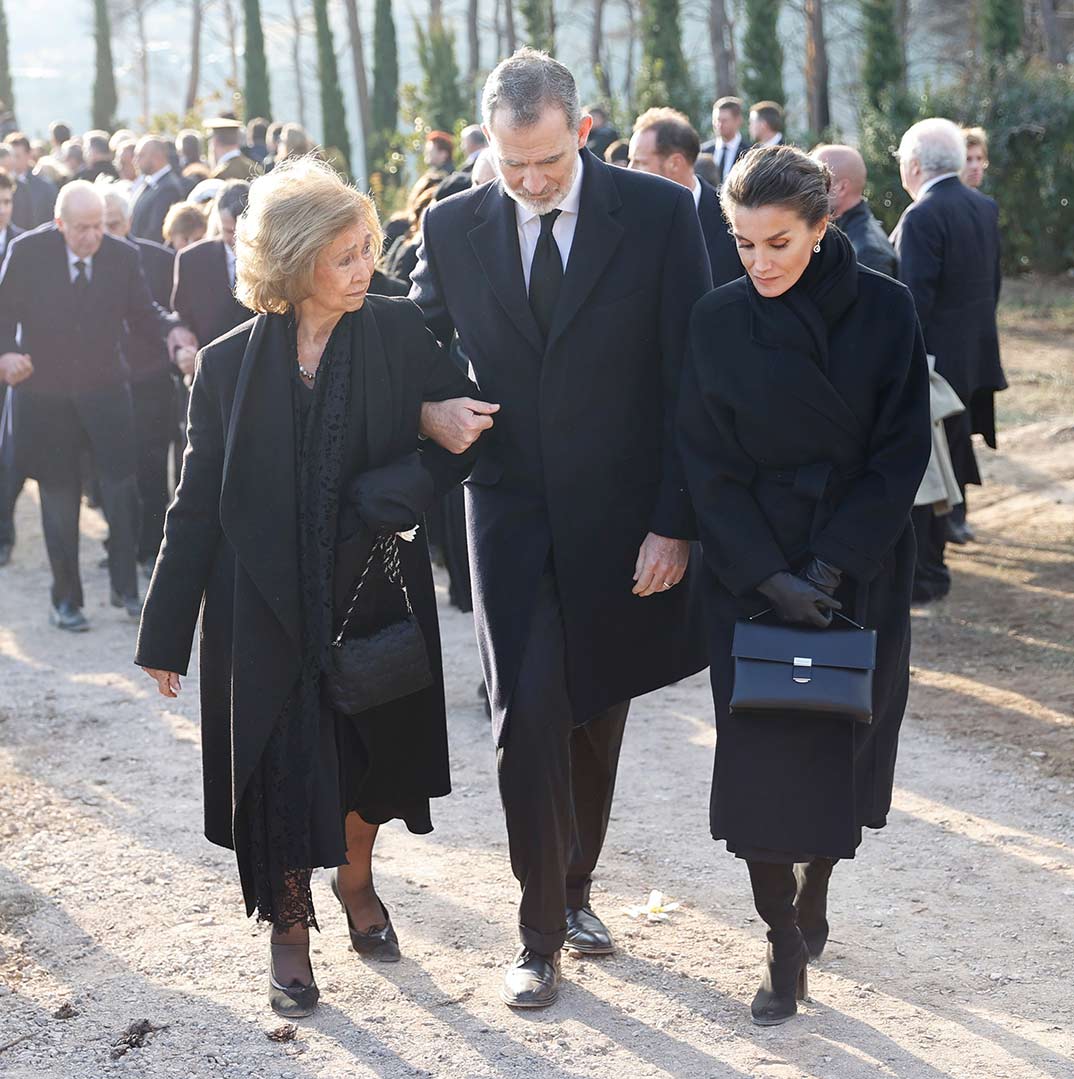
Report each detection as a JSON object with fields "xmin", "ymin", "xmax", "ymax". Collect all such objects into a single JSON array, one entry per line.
[{"xmin": 720, "ymin": 145, "xmax": 832, "ymax": 227}]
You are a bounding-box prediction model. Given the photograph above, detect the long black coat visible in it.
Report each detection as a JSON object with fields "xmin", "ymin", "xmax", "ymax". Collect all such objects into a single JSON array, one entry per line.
[
  {"xmin": 171, "ymin": 238, "xmax": 252, "ymax": 349},
  {"xmin": 891, "ymin": 176, "xmax": 1006, "ymax": 448},
  {"xmin": 124, "ymin": 237, "xmax": 176, "ymax": 381},
  {"xmin": 410, "ymin": 149, "xmax": 712, "ymax": 742},
  {"xmin": 837, "ymin": 199, "xmax": 898, "ymax": 278},
  {"xmin": 678, "ymin": 268, "xmax": 931, "ymax": 858},
  {"xmin": 696, "ymin": 175, "xmax": 742, "ymax": 288},
  {"xmin": 134, "ymin": 297, "xmax": 475, "ymax": 863},
  {"xmin": 130, "ymin": 168, "xmax": 186, "ymax": 245},
  {"xmin": 11, "ymin": 173, "xmax": 57, "ymax": 230},
  {"xmin": 0, "ymin": 226, "xmax": 176, "ymax": 483}
]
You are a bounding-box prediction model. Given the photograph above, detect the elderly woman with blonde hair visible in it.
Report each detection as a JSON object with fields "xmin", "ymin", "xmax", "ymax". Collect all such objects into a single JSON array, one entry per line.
[{"xmin": 135, "ymin": 156, "xmax": 483, "ymax": 1017}]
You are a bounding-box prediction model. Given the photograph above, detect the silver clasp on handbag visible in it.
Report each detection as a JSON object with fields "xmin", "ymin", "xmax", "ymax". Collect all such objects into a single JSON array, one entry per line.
[{"xmin": 793, "ymin": 657, "xmax": 813, "ymax": 684}]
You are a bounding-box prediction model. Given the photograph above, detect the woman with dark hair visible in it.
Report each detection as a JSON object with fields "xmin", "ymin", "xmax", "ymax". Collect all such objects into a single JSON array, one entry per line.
[
  {"xmin": 678, "ymin": 145, "xmax": 931, "ymax": 1025},
  {"xmin": 135, "ymin": 157, "xmax": 479, "ymax": 1018}
]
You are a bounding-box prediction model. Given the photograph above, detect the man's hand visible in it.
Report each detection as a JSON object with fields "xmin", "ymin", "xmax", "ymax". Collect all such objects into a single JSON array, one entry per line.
[
  {"xmin": 0, "ymin": 352, "xmax": 33, "ymax": 386},
  {"xmin": 420, "ymin": 397, "xmax": 500, "ymax": 454},
  {"xmin": 142, "ymin": 667, "xmax": 182, "ymax": 698},
  {"xmin": 167, "ymin": 326, "xmax": 199, "ymax": 362},
  {"xmin": 174, "ymin": 346, "xmax": 197, "ymax": 378},
  {"xmin": 633, "ymin": 533, "xmax": 690, "ymax": 597}
]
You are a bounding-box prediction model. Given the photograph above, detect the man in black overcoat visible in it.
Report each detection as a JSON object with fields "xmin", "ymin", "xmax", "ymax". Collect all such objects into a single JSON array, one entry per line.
[
  {"xmin": 700, "ymin": 96, "xmax": 751, "ymax": 186},
  {"xmin": 629, "ymin": 107, "xmax": 742, "ymax": 287},
  {"xmin": 5, "ymin": 132, "xmax": 58, "ymax": 229},
  {"xmin": 103, "ymin": 188, "xmax": 179, "ymax": 571},
  {"xmin": 129, "ymin": 136, "xmax": 187, "ymax": 246},
  {"xmin": 411, "ymin": 50, "xmax": 711, "ymax": 1008},
  {"xmin": 892, "ymin": 118, "xmax": 1006, "ymax": 562},
  {"xmin": 0, "ymin": 181, "xmax": 195, "ymax": 630},
  {"xmin": 0, "ymin": 171, "xmax": 24, "ymax": 565}
]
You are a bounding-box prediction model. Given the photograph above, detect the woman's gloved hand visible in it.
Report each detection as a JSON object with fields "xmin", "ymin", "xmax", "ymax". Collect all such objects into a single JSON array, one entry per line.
[
  {"xmin": 758, "ymin": 571, "xmax": 842, "ymax": 628},
  {"xmin": 800, "ymin": 556, "xmax": 842, "ymax": 597}
]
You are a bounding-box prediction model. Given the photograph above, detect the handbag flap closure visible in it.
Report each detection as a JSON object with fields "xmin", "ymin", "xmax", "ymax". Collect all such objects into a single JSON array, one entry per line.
[{"xmin": 732, "ymin": 620, "xmax": 877, "ymax": 671}]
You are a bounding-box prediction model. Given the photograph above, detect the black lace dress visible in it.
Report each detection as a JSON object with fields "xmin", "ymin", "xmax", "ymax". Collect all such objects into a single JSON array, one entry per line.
[{"xmin": 241, "ymin": 311, "xmax": 433, "ymax": 932}]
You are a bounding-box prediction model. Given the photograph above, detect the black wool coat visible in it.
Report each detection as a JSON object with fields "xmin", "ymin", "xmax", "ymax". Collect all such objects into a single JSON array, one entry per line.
[
  {"xmin": 891, "ymin": 176, "xmax": 1006, "ymax": 448},
  {"xmin": 134, "ymin": 297, "xmax": 476, "ymax": 862},
  {"xmin": 124, "ymin": 237, "xmax": 176, "ymax": 381},
  {"xmin": 410, "ymin": 149, "xmax": 713, "ymax": 742},
  {"xmin": 678, "ymin": 267, "xmax": 931, "ymax": 859},
  {"xmin": 696, "ymin": 176, "xmax": 743, "ymax": 289},
  {"xmin": 836, "ymin": 200, "xmax": 898, "ymax": 278},
  {"xmin": 171, "ymin": 238, "xmax": 252, "ymax": 349},
  {"xmin": 130, "ymin": 168, "xmax": 186, "ymax": 246},
  {"xmin": 11, "ymin": 173, "xmax": 57, "ymax": 230}
]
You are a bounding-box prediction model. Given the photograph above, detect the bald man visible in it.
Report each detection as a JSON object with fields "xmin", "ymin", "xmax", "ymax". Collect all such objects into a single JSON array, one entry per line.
[
  {"xmin": 130, "ymin": 136, "xmax": 185, "ymax": 245},
  {"xmin": 813, "ymin": 144, "xmax": 898, "ymax": 277}
]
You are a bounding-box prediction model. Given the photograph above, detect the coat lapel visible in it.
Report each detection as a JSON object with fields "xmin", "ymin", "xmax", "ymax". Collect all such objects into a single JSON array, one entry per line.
[
  {"xmin": 219, "ymin": 313, "xmax": 301, "ymax": 645},
  {"xmin": 468, "ymin": 182, "xmax": 544, "ymax": 356},
  {"xmin": 545, "ymin": 151, "xmax": 624, "ymax": 349}
]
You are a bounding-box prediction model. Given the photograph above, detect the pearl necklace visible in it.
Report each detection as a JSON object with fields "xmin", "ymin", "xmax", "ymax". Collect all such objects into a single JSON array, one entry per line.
[{"xmin": 297, "ymin": 363, "xmax": 317, "ymax": 383}]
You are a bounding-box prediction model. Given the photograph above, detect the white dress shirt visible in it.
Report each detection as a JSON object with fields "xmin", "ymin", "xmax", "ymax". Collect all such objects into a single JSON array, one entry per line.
[
  {"xmin": 718, "ymin": 133, "xmax": 742, "ymax": 180},
  {"xmin": 514, "ymin": 159, "xmax": 585, "ymax": 292},
  {"xmin": 916, "ymin": 172, "xmax": 960, "ymax": 200},
  {"xmin": 66, "ymin": 246, "xmax": 92, "ymax": 284},
  {"xmin": 224, "ymin": 242, "xmax": 237, "ymax": 289},
  {"xmin": 0, "ymin": 227, "xmax": 9, "ymax": 263},
  {"xmin": 145, "ymin": 163, "xmax": 172, "ymax": 188},
  {"xmin": 760, "ymin": 133, "xmax": 783, "ymax": 148},
  {"xmin": 690, "ymin": 175, "xmax": 703, "ymax": 209}
]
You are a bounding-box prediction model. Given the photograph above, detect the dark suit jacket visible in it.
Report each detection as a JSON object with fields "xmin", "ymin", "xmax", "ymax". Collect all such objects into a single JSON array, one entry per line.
[
  {"xmin": 11, "ymin": 172, "xmax": 57, "ymax": 230},
  {"xmin": 696, "ymin": 176, "xmax": 742, "ymax": 287},
  {"xmin": 0, "ymin": 226, "xmax": 178, "ymax": 482},
  {"xmin": 130, "ymin": 168, "xmax": 186, "ymax": 245},
  {"xmin": 410, "ymin": 149, "xmax": 712, "ymax": 740},
  {"xmin": 837, "ymin": 199, "xmax": 897, "ymax": 278},
  {"xmin": 78, "ymin": 161, "xmax": 119, "ymax": 183},
  {"xmin": 891, "ymin": 176, "xmax": 1006, "ymax": 446},
  {"xmin": 124, "ymin": 237, "xmax": 176, "ymax": 381},
  {"xmin": 172, "ymin": 238, "xmax": 252, "ymax": 349},
  {"xmin": 699, "ymin": 137, "xmax": 751, "ymax": 180},
  {"xmin": 0, "ymin": 223, "xmax": 23, "ymax": 266}
]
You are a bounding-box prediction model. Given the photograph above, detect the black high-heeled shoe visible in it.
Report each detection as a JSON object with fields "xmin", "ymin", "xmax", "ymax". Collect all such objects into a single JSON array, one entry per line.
[
  {"xmin": 794, "ymin": 858, "xmax": 834, "ymax": 960},
  {"xmin": 269, "ymin": 943, "xmax": 320, "ymax": 1018},
  {"xmin": 329, "ymin": 868, "xmax": 401, "ymax": 962},
  {"xmin": 751, "ymin": 929, "xmax": 810, "ymax": 1027}
]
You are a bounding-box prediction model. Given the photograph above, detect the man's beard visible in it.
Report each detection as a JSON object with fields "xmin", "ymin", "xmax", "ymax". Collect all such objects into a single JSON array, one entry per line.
[{"xmin": 500, "ymin": 153, "xmax": 579, "ymax": 217}]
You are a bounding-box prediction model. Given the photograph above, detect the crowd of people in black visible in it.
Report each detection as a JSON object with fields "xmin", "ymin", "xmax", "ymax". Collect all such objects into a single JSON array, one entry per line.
[{"xmin": 0, "ymin": 47, "xmax": 1006, "ymax": 1026}]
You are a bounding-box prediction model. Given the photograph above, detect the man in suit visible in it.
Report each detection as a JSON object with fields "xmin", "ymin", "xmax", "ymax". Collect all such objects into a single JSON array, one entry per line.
[
  {"xmin": 748, "ymin": 101, "xmax": 785, "ymax": 148},
  {"xmin": 0, "ymin": 181, "xmax": 196, "ymax": 629},
  {"xmin": 411, "ymin": 49, "xmax": 711, "ymax": 1009},
  {"xmin": 459, "ymin": 124, "xmax": 489, "ymax": 174},
  {"xmin": 171, "ymin": 181, "xmax": 252, "ymax": 349},
  {"xmin": 5, "ymin": 132, "xmax": 58, "ymax": 229},
  {"xmin": 813, "ymin": 144, "xmax": 898, "ymax": 277},
  {"xmin": 103, "ymin": 188, "xmax": 178, "ymax": 572},
  {"xmin": 206, "ymin": 118, "xmax": 260, "ymax": 181},
  {"xmin": 243, "ymin": 117, "xmax": 270, "ymax": 164},
  {"xmin": 129, "ymin": 136, "xmax": 186, "ymax": 245},
  {"xmin": 0, "ymin": 170, "xmax": 24, "ymax": 565},
  {"xmin": 892, "ymin": 117, "xmax": 1006, "ymax": 592},
  {"xmin": 78, "ymin": 131, "xmax": 119, "ymax": 183},
  {"xmin": 584, "ymin": 106, "xmax": 620, "ymax": 161},
  {"xmin": 700, "ymin": 96, "xmax": 751, "ymax": 185},
  {"xmin": 629, "ymin": 107, "xmax": 742, "ymax": 287}
]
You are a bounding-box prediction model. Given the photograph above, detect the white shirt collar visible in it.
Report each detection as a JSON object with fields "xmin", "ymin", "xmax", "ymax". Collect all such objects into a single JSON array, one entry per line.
[
  {"xmin": 217, "ymin": 148, "xmax": 241, "ymax": 166},
  {"xmin": 917, "ymin": 172, "xmax": 959, "ymax": 199},
  {"xmin": 147, "ymin": 163, "xmax": 172, "ymax": 186},
  {"xmin": 761, "ymin": 133, "xmax": 783, "ymax": 148},
  {"xmin": 514, "ymin": 153, "xmax": 585, "ymax": 228},
  {"xmin": 690, "ymin": 175, "xmax": 702, "ymax": 209},
  {"xmin": 66, "ymin": 245, "xmax": 92, "ymax": 277},
  {"xmin": 720, "ymin": 132, "xmax": 742, "ymax": 152}
]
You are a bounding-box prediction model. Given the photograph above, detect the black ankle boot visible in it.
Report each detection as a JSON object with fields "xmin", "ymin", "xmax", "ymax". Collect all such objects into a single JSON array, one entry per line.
[
  {"xmin": 751, "ymin": 928, "xmax": 810, "ymax": 1027},
  {"xmin": 794, "ymin": 858, "xmax": 835, "ymax": 960}
]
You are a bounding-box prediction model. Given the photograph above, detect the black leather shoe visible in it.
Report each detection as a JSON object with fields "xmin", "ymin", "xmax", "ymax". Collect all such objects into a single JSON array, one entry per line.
[
  {"xmin": 794, "ymin": 859, "xmax": 834, "ymax": 960},
  {"xmin": 565, "ymin": 906, "xmax": 615, "ymax": 955},
  {"xmin": 50, "ymin": 603, "xmax": 90, "ymax": 632},
  {"xmin": 110, "ymin": 589, "xmax": 143, "ymax": 620},
  {"xmin": 269, "ymin": 943, "xmax": 319, "ymax": 1018},
  {"xmin": 751, "ymin": 931, "xmax": 810, "ymax": 1026},
  {"xmin": 944, "ymin": 516, "xmax": 975, "ymax": 545},
  {"xmin": 329, "ymin": 869, "xmax": 400, "ymax": 962},
  {"xmin": 501, "ymin": 948, "xmax": 560, "ymax": 1008},
  {"xmin": 0, "ymin": 543, "xmax": 11, "ymax": 567}
]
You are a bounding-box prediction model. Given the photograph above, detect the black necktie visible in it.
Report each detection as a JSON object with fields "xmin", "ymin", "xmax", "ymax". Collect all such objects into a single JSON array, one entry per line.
[
  {"xmin": 721, "ymin": 145, "xmax": 732, "ymax": 180},
  {"xmin": 74, "ymin": 259, "xmax": 89, "ymax": 299},
  {"xmin": 528, "ymin": 209, "xmax": 563, "ymax": 341}
]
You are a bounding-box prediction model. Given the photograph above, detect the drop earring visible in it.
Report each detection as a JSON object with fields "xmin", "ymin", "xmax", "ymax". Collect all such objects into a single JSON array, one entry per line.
[{"xmin": 813, "ymin": 239, "xmax": 822, "ymax": 253}]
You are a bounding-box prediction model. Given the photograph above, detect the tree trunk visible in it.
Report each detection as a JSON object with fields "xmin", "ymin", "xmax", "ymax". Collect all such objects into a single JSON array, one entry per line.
[
  {"xmin": 467, "ymin": 0, "xmax": 480, "ymax": 84},
  {"xmin": 287, "ymin": 0, "xmax": 307, "ymax": 128},
  {"xmin": 343, "ymin": 0, "xmax": 371, "ymax": 137},
  {"xmin": 135, "ymin": 1, "xmax": 150, "ymax": 125},
  {"xmin": 591, "ymin": 0, "xmax": 612, "ymax": 99},
  {"xmin": 184, "ymin": 0, "xmax": 203, "ymax": 113},
  {"xmin": 222, "ymin": 0, "xmax": 240, "ymax": 87},
  {"xmin": 708, "ymin": 0, "xmax": 734, "ymax": 96},
  {"xmin": 895, "ymin": 0, "xmax": 909, "ymax": 87},
  {"xmin": 623, "ymin": 0, "xmax": 637, "ymax": 104},
  {"xmin": 804, "ymin": 0, "xmax": 830, "ymax": 133},
  {"xmin": 1038, "ymin": 0, "xmax": 1065, "ymax": 63},
  {"xmin": 504, "ymin": 0, "xmax": 518, "ymax": 53}
]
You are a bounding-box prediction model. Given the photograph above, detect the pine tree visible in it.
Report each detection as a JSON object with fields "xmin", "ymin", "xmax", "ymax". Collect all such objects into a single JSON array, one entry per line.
[
  {"xmin": 371, "ymin": 0, "xmax": 399, "ymax": 136},
  {"xmin": 981, "ymin": 0, "xmax": 1023, "ymax": 62},
  {"xmin": 415, "ymin": 18, "xmax": 465, "ymax": 133},
  {"xmin": 740, "ymin": 0, "xmax": 784, "ymax": 104},
  {"xmin": 861, "ymin": 0, "xmax": 903, "ymax": 110},
  {"xmin": 314, "ymin": 0, "xmax": 352, "ymax": 173},
  {"xmin": 92, "ymin": 0, "xmax": 118, "ymax": 131},
  {"xmin": 243, "ymin": 0, "xmax": 272, "ymax": 119},
  {"xmin": 519, "ymin": 0, "xmax": 554, "ymax": 53},
  {"xmin": 635, "ymin": 0, "xmax": 697, "ymax": 118},
  {"xmin": 0, "ymin": 0, "xmax": 13, "ymax": 119}
]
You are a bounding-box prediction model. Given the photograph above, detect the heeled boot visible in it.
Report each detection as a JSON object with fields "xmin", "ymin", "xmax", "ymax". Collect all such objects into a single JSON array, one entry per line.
[
  {"xmin": 794, "ymin": 857, "xmax": 835, "ymax": 960},
  {"xmin": 747, "ymin": 860, "xmax": 810, "ymax": 1026}
]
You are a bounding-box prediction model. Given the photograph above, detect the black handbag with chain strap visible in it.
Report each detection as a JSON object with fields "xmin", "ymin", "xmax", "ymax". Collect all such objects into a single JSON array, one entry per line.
[{"xmin": 324, "ymin": 532, "xmax": 434, "ymax": 715}]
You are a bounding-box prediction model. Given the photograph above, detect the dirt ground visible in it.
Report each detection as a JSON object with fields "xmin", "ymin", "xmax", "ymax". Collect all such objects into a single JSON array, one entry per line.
[{"xmin": 1, "ymin": 279, "xmax": 1073, "ymax": 1079}]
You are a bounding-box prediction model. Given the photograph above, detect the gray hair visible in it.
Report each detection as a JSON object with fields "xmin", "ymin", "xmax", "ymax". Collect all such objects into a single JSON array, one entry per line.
[
  {"xmin": 898, "ymin": 118, "xmax": 966, "ymax": 178},
  {"xmin": 481, "ymin": 48, "xmax": 580, "ymax": 131},
  {"xmin": 56, "ymin": 179, "xmax": 104, "ymax": 220},
  {"xmin": 102, "ymin": 188, "xmax": 131, "ymax": 219}
]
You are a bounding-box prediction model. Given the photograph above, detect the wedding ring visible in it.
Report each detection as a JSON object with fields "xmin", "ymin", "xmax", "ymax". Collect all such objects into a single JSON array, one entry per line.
[{"xmin": 662, "ymin": 581, "xmax": 673, "ymax": 590}]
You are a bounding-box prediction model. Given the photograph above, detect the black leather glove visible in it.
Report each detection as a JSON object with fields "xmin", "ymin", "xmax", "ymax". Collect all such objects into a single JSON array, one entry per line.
[
  {"xmin": 800, "ymin": 556, "xmax": 842, "ymax": 597},
  {"xmin": 758, "ymin": 570, "xmax": 842, "ymax": 628}
]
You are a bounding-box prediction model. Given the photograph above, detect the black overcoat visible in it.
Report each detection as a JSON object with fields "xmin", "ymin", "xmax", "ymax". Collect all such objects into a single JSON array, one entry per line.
[
  {"xmin": 410, "ymin": 150, "xmax": 712, "ymax": 742},
  {"xmin": 0, "ymin": 226, "xmax": 176, "ymax": 484},
  {"xmin": 134, "ymin": 297, "xmax": 475, "ymax": 866},
  {"xmin": 678, "ymin": 268, "xmax": 931, "ymax": 858},
  {"xmin": 11, "ymin": 173, "xmax": 57, "ymax": 230},
  {"xmin": 891, "ymin": 176, "xmax": 1006, "ymax": 448},
  {"xmin": 696, "ymin": 176, "xmax": 743, "ymax": 288},
  {"xmin": 130, "ymin": 168, "xmax": 186, "ymax": 246},
  {"xmin": 171, "ymin": 238, "xmax": 252, "ymax": 349}
]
